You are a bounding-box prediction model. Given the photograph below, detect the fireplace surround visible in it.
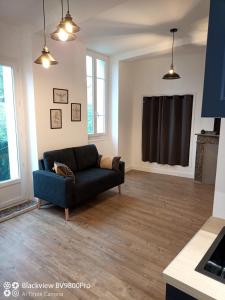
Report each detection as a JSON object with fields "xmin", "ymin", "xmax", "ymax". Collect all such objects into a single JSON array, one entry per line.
[{"xmin": 194, "ymin": 134, "xmax": 219, "ymax": 184}]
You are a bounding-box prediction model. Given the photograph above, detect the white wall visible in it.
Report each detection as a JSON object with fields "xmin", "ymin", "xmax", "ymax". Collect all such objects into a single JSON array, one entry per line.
[
  {"xmin": 118, "ymin": 61, "xmax": 133, "ymax": 169},
  {"xmin": 32, "ymin": 37, "xmax": 88, "ymax": 159},
  {"xmin": 118, "ymin": 49, "xmax": 214, "ymax": 178},
  {"xmin": 21, "ymin": 29, "xmax": 39, "ymax": 199},
  {"xmin": 213, "ymin": 119, "xmax": 225, "ymax": 219}
]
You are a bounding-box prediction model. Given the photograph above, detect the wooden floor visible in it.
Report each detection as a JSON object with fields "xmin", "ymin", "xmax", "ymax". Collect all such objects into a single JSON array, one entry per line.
[{"xmin": 0, "ymin": 171, "xmax": 214, "ymax": 300}]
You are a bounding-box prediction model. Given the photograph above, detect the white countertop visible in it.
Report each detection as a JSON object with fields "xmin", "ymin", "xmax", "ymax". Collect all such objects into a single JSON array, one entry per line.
[{"xmin": 163, "ymin": 217, "xmax": 225, "ymax": 300}]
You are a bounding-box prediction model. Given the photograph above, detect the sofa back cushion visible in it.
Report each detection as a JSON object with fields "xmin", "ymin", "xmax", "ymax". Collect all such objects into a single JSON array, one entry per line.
[
  {"xmin": 43, "ymin": 148, "xmax": 77, "ymax": 173},
  {"xmin": 74, "ymin": 144, "xmax": 98, "ymax": 171}
]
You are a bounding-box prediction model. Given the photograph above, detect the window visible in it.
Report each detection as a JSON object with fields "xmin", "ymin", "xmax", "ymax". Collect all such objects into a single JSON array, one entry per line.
[
  {"xmin": 86, "ymin": 53, "xmax": 107, "ymax": 136},
  {"xmin": 0, "ymin": 64, "xmax": 19, "ymax": 183}
]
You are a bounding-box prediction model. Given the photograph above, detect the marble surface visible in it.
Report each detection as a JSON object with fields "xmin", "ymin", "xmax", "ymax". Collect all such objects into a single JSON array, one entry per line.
[
  {"xmin": 163, "ymin": 217, "xmax": 225, "ymax": 300},
  {"xmin": 195, "ymin": 134, "xmax": 219, "ymax": 183},
  {"xmin": 195, "ymin": 134, "xmax": 219, "ymax": 138}
]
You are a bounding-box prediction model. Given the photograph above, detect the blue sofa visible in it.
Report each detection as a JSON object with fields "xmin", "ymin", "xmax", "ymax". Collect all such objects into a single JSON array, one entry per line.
[{"xmin": 33, "ymin": 144, "xmax": 125, "ymax": 220}]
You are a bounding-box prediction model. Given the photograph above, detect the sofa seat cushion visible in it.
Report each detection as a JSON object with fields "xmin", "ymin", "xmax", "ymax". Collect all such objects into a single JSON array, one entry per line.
[
  {"xmin": 74, "ymin": 144, "xmax": 98, "ymax": 171},
  {"xmin": 73, "ymin": 168, "xmax": 122, "ymax": 204},
  {"xmin": 43, "ymin": 148, "xmax": 77, "ymax": 173}
]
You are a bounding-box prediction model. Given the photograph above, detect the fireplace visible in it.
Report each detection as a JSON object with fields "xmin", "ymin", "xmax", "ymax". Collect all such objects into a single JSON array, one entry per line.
[{"xmin": 195, "ymin": 134, "xmax": 219, "ymax": 184}]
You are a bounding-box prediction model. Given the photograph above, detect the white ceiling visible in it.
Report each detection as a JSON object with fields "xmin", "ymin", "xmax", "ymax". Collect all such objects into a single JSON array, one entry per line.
[{"xmin": 0, "ymin": 0, "xmax": 210, "ymax": 56}]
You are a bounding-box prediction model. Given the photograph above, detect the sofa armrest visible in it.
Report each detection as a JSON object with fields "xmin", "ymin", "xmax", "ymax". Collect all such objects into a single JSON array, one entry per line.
[
  {"xmin": 119, "ymin": 161, "xmax": 125, "ymax": 182},
  {"xmin": 33, "ymin": 170, "xmax": 74, "ymax": 208},
  {"xmin": 119, "ymin": 161, "xmax": 125, "ymax": 173}
]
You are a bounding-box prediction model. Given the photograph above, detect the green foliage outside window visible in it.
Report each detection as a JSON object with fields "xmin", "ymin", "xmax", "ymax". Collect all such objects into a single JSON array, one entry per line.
[
  {"xmin": 0, "ymin": 66, "xmax": 10, "ymax": 181},
  {"xmin": 87, "ymin": 104, "xmax": 94, "ymax": 134}
]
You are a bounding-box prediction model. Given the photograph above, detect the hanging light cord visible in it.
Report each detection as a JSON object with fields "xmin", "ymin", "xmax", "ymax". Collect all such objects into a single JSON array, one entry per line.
[
  {"xmin": 43, "ymin": 0, "xmax": 47, "ymax": 47},
  {"xmin": 61, "ymin": 0, "xmax": 64, "ymax": 20},
  {"xmin": 171, "ymin": 31, "xmax": 174, "ymax": 67},
  {"xmin": 67, "ymin": 0, "xmax": 70, "ymax": 13}
]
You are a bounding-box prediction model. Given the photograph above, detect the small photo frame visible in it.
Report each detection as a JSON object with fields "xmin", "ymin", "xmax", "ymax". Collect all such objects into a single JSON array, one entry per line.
[
  {"xmin": 53, "ymin": 88, "xmax": 68, "ymax": 104},
  {"xmin": 50, "ymin": 109, "xmax": 62, "ymax": 129},
  {"xmin": 71, "ymin": 103, "xmax": 81, "ymax": 122}
]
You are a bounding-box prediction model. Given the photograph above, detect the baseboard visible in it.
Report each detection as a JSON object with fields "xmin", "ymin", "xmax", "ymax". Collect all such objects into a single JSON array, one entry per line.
[
  {"xmin": 0, "ymin": 200, "xmax": 37, "ymax": 223},
  {"xmin": 125, "ymin": 166, "xmax": 132, "ymax": 173},
  {"xmin": 0, "ymin": 197, "xmax": 29, "ymax": 211},
  {"xmin": 129, "ymin": 164, "xmax": 194, "ymax": 179}
]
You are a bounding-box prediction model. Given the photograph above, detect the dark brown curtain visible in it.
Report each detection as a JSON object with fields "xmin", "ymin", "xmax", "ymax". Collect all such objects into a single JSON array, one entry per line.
[{"xmin": 142, "ymin": 95, "xmax": 193, "ymax": 166}]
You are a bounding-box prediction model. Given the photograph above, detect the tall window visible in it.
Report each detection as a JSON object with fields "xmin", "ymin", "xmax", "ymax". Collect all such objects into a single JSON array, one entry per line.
[
  {"xmin": 0, "ymin": 65, "xmax": 19, "ymax": 183},
  {"xmin": 86, "ymin": 53, "xmax": 107, "ymax": 136}
]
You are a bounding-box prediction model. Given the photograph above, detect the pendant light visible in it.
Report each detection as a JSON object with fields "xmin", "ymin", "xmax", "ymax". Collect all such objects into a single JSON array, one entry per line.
[
  {"xmin": 63, "ymin": 0, "xmax": 80, "ymax": 34},
  {"xmin": 162, "ymin": 28, "xmax": 181, "ymax": 80},
  {"xmin": 34, "ymin": 0, "xmax": 58, "ymax": 68},
  {"xmin": 51, "ymin": 0, "xmax": 76, "ymax": 42}
]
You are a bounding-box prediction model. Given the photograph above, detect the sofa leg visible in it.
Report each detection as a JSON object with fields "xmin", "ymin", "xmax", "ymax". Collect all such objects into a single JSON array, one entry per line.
[
  {"xmin": 65, "ymin": 208, "xmax": 69, "ymax": 221},
  {"xmin": 37, "ymin": 199, "xmax": 41, "ymax": 209},
  {"xmin": 118, "ymin": 185, "xmax": 121, "ymax": 194}
]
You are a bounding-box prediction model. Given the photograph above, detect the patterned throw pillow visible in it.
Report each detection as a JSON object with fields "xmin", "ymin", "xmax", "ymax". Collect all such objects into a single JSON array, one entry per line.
[
  {"xmin": 99, "ymin": 156, "xmax": 121, "ymax": 171},
  {"xmin": 53, "ymin": 162, "xmax": 75, "ymax": 183}
]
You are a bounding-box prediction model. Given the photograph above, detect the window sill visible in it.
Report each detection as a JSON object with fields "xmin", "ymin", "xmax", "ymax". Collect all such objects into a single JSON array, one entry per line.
[
  {"xmin": 0, "ymin": 178, "xmax": 21, "ymax": 189},
  {"xmin": 88, "ymin": 134, "xmax": 107, "ymax": 142}
]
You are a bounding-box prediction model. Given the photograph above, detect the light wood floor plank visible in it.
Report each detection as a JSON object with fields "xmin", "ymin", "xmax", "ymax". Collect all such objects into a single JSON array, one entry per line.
[{"xmin": 0, "ymin": 171, "xmax": 213, "ymax": 300}]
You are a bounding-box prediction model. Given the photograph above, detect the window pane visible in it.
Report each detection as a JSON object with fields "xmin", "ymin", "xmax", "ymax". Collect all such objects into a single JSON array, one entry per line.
[
  {"xmin": 0, "ymin": 67, "xmax": 4, "ymax": 101},
  {"xmin": 86, "ymin": 56, "xmax": 93, "ymax": 77},
  {"xmin": 97, "ymin": 115, "xmax": 105, "ymax": 134},
  {"xmin": 97, "ymin": 78, "xmax": 105, "ymax": 116},
  {"xmin": 86, "ymin": 55, "xmax": 107, "ymax": 136},
  {"xmin": 0, "ymin": 65, "xmax": 19, "ymax": 182},
  {"xmin": 0, "ymin": 66, "xmax": 10, "ymax": 181},
  {"xmin": 87, "ymin": 76, "xmax": 94, "ymax": 134},
  {"xmin": 97, "ymin": 59, "xmax": 105, "ymax": 79},
  {"xmin": 97, "ymin": 78, "xmax": 105, "ymax": 134}
]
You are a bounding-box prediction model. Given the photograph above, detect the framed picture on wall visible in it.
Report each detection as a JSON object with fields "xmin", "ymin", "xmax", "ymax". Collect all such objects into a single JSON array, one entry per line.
[
  {"xmin": 71, "ymin": 103, "xmax": 81, "ymax": 122},
  {"xmin": 53, "ymin": 88, "xmax": 68, "ymax": 104},
  {"xmin": 50, "ymin": 109, "xmax": 62, "ymax": 129}
]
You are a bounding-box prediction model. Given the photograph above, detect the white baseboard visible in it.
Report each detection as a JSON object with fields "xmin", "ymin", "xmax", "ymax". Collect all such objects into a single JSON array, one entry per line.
[
  {"xmin": 0, "ymin": 203, "xmax": 36, "ymax": 223},
  {"xmin": 0, "ymin": 197, "xmax": 29, "ymax": 211},
  {"xmin": 129, "ymin": 164, "xmax": 194, "ymax": 179},
  {"xmin": 125, "ymin": 166, "xmax": 132, "ymax": 173}
]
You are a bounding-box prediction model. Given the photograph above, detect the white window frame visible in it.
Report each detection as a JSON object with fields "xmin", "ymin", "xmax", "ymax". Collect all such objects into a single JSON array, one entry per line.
[
  {"xmin": 0, "ymin": 63, "xmax": 20, "ymax": 186},
  {"xmin": 86, "ymin": 50, "xmax": 109, "ymax": 138}
]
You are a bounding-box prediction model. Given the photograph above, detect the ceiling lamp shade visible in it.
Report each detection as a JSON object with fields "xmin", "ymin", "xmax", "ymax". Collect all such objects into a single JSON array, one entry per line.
[
  {"xmin": 34, "ymin": 0, "xmax": 58, "ymax": 68},
  {"xmin": 162, "ymin": 28, "xmax": 181, "ymax": 80},
  {"xmin": 162, "ymin": 65, "xmax": 181, "ymax": 80},
  {"xmin": 51, "ymin": 21, "xmax": 76, "ymax": 42},
  {"xmin": 50, "ymin": 0, "xmax": 76, "ymax": 42},
  {"xmin": 34, "ymin": 46, "xmax": 58, "ymax": 68},
  {"xmin": 63, "ymin": 0, "xmax": 80, "ymax": 34}
]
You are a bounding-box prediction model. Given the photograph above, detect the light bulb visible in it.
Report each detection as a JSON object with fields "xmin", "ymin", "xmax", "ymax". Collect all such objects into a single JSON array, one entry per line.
[
  {"xmin": 42, "ymin": 58, "xmax": 50, "ymax": 69},
  {"xmin": 65, "ymin": 21, "xmax": 73, "ymax": 33},
  {"xmin": 169, "ymin": 69, "xmax": 174, "ymax": 74},
  {"xmin": 58, "ymin": 28, "xmax": 69, "ymax": 41}
]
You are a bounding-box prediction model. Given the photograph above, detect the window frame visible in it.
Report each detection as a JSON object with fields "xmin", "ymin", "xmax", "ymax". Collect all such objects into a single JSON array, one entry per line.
[{"xmin": 86, "ymin": 50, "xmax": 109, "ymax": 138}]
